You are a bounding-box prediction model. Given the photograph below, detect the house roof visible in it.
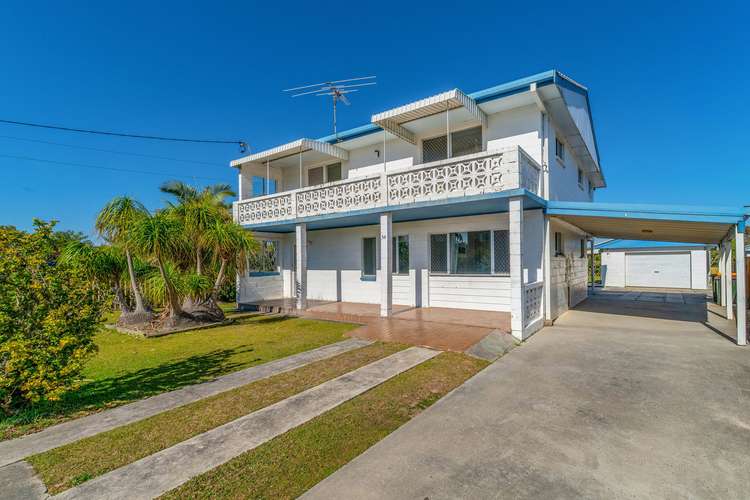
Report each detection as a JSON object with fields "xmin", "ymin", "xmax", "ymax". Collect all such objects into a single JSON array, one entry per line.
[{"xmin": 233, "ymin": 70, "xmax": 604, "ymax": 185}]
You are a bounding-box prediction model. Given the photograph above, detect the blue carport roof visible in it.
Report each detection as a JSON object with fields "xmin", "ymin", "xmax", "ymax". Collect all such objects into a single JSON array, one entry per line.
[
  {"xmin": 595, "ymin": 239, "xmax": 708, "ymax": 250},
  {"xmin": 546, "ymin": 201, "xmax": 747, "ymax": 244}
]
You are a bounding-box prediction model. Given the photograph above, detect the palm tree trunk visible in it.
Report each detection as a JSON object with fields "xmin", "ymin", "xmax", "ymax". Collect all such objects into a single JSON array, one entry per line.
[
  {"xmin": 157, "ymin": 258, "xmax": 184, "ymax": 317},
  {"xmin": 211, "ymin": 258, "xmax": 228, "ymax": 302},
  {"xmin": 196, "ymin": 246, "xmax": 203, "ymax": 276},
  {"xmin": 125, "ymin": 248, "xmax": 148, "ymax": 313},
  {"xmin": 113, "ymin": 284, "xmax": 130, "ymax": 314}
]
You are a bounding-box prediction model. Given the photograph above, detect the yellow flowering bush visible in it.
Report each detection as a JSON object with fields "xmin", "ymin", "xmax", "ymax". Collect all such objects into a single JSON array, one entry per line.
[{"xmin": 0, "ymin": 221, "xmax": 102, "ymax": 414}]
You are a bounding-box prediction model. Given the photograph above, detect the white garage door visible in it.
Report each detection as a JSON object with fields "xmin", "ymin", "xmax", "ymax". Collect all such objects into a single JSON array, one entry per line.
[{"xmin": 625, "ymin": 252, "xmax": 691, "ymax": 288}]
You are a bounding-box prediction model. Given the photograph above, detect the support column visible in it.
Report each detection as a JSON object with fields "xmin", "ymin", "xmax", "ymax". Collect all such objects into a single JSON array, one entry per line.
[
  {"xmin": 736, "ymin": 226, "xmax": 746, "ymax": 346},
  {"xmin": 509, "ymin": 197, "xmax": 525, "ymax": 340},
  {"xmin": 380, "ymin": 213, "xmax": 393, "ymax": 317},
  {"xmin": 295, "ymin": 223, "xmax": 307, "ymax": 310},
  {"xmin": 589, "ymin": 238, "xmax": 595, "ymax": 295},
  {"xmin": 725, "ymin": 239, "xmax": 734, "ymax": 320},
  {"xmin": 719, "ymin": 242, "xmax": 726, "ymax": 306},
  {"xmin": 542, "ymin": 215, "xmax": 552, "ymax": 322}
]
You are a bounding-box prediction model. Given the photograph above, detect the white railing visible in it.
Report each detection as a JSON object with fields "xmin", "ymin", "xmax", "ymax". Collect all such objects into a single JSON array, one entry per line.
[
  {"xmin": 235, "ymin": 145, "xmax": 541, "ymax": 226},
  {"xmin": 523, "ymin": 281, "xmax": 544, "ymax": 325}
]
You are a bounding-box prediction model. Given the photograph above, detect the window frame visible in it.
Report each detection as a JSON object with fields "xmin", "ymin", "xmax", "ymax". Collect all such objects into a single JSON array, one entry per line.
[
  {"xmin": 555, "ymin": 137, "xmax": 565, "ymax": 164},
  {"xmin": 428, "ymin": 229, "xmax": 509, "ymax": 276},
  {"xmin": 578, "ymin": 168, "xmax": 584, "ymax": 189},
  {"xmin": 420, "ymin": 125, "xmax": 483, "ymax": 164},
  {"xmin": 248, "ymin": 239, "xmax": 280, "ymax": 276},
  {"xmin": 392, "ymin": 234, "xmax": 410, "ymax": 275},
  {"xmin": 554, "ymin": 232, "xmax": 564, "ymax": 257},
  {"xmin": 580, "ymin": 239, "xmax": 586, "ymax": 259},
  {"xmin": 361, "ymin": 236, "xmax": 378, "ymax": 281}
]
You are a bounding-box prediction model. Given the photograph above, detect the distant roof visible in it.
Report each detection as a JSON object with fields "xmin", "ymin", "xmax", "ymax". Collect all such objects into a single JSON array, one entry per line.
[{"xmin": 596, "ymin": 239, "xmax": 708, "ymax": 250}]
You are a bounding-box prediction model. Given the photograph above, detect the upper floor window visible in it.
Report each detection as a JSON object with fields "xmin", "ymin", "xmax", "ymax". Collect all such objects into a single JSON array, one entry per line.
[
  {"xmin": 252, "ymin": 176, "xmax": 277, "ymax": 197},
  {"xmin": 422, "ymin": 126, "xmax": 482, "ymax": 163},
  {"xmin": 589, "ymin": 183, "xmax": 595, "ymax": 198},
  {"xmin": 555, "ymin": 138, "xmax": 565, "ymax": 163},
  {"xmin": 308, "ymin": 162, "xmax": 342, "ymax": 187},
  {"xmin": 578, "ymin": 168, "xmax": 584, "ymax": 188}
]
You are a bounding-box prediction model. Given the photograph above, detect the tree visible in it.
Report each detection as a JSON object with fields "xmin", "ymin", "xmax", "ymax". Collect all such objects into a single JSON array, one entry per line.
[
  {"xmin": 60, "ymin": 242, "xmax": 130, "ymax": 314},
  {"xmin": 129, "ymin": 210, "xmax": 191, "ymax": 326},
  {"xmin": 96, "ymin": 196, "xmax": 153, "ymax": 324},
  {"xmin": 0, "ymin": 221, "xmax": 103, "ymax": 413}
]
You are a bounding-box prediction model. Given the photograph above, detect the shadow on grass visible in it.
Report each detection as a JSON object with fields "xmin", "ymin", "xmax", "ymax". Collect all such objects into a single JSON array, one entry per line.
[{"xmin": 2, "ymin": 346, "xmax": 256, "ymax": 433}]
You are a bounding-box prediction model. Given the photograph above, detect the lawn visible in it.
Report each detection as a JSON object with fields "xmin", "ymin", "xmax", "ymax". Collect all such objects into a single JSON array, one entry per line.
[
  {"xmin": 1, "ymin": 315, "xmax": 356, "ymax": 440},
  {"xmin": 29, "ymin": 342, "xmax": 405, "ymax": 494},
  {"xmin": 161, "ymin": 352, "xmax": 488, "ymax": 499}
]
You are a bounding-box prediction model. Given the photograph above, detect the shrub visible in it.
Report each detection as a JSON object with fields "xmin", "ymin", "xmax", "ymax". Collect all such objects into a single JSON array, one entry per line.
[{"xmin": 0, "ymin": 221, "xmax": 103, "ymax": 414}]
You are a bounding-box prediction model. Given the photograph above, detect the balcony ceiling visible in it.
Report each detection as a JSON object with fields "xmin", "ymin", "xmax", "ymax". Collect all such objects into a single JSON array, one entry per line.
[{"xmin": 231, "ymin": 139, "xmax": 348, "ymax": 169}]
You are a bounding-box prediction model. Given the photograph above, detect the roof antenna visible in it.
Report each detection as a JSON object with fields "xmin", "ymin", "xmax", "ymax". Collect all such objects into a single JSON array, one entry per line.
[{"xmin": 284, "ymin": 76, "xmax": 376, "ymax": 141}]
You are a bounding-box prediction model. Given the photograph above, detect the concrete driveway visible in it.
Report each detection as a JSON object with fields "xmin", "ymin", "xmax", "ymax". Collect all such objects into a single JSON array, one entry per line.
[{"xmin": 304, "ymin": 295, "xmax": 750, "ymax": 499}]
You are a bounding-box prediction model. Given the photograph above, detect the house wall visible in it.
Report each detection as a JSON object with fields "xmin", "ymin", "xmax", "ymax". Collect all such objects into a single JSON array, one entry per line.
[
  {"xmin": 549, "ymin": 219, "xmax": 589, "ymax": 320},
  {"xmin": 547, "ymin": 125, "xmax": 595, "ymax": 202},
  {"xmin": 600, "ymin": 247, "xmax": 708, "ymax": 290},
  {"xmin": 237, "ymin": 212, "xmax": 555, "ymax": 312}
]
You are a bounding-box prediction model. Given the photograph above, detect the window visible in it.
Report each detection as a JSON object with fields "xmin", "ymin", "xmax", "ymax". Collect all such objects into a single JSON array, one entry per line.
[
  {"xmin": 308, "ymin": 166, "xmax": 324, "ymax": 186},
  {"xmin": 422, "ymin": 126, "xmax": 482, "ymax": 163},
  {"xmin": 326, "ymin": 163, "xmax": 342, "ymax": 182},
  {"xmin": 451, "ymin": 231, "xmax": 491, "ymax": 274},
  {"xmin": 430, "ymin": 234, "xmax": 448, "ymax": 273},
  {"xmin": 362, "ymin": 237, "xmax": 377, "ymax": 278},
  {"xmin": 249, "ymin": 240, "xmax": 278, "ymax": 274},
  {"xmin": 589, "ymin": 182, "xmax": 594, "ymax": 198},
  {"xmin": 392, "ymin": 235, "xmax": 409, "ymax": 274},
  {"xmin": 555, "ymin": 138, "xmax": 565, "ymax": 162},
  {"xmin": 578, "ymin": 168, "xmax": 584, "ymax": 188},
  {"xmin": 554, "ymin": 232, "xmax": 564, "ymax": 257},
  {"xmin": 251, "ymin": 176, "xmax": 277, "ymax": 197},
  {"xmin": 580, "ymin": 239, "xmax": 586, "ymax": 259},
  {"xmin": 431, "ymin": 230, "xmax": 508, "ymax": 275},
  {"xmin": 493, "ymin": 230, "xmax": 510, "ymax": 274}
]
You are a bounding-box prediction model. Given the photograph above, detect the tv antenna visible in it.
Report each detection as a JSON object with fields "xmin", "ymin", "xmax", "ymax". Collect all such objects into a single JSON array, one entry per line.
[{"xmin": 284, "ymin": 76, "xmax": 376, "ymax": 140}]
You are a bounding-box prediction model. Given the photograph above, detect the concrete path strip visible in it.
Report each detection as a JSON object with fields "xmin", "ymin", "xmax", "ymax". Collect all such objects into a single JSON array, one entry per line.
[
  {"xmin": 0, "ymin": 461, "xmax": 48, "ymax": 500},
  {"xmin": 0, "ymin": 338, "xmax": 371, "ymax": 467},
  {"xmin": 55, "ymin": 346, "xmax": 439, "ymax": 500}
]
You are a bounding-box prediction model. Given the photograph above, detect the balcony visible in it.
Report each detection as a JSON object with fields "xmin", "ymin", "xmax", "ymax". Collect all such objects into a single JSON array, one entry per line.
[{"xmin": 234, "ymin": 146, "xmax": 541, "ymax": 227}]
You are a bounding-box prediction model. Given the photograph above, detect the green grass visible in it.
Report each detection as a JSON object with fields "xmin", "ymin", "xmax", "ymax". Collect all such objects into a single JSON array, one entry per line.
[
  {"xmin": 1, "ymin": 316, "xmax": 356, "ymax": 440},
  {"xmin": 160, "ymin": 352, "xmax": 488, "ymax": 500},
  {"xmin": 29, "ymin": 343, "xmax": 404, "ymax": 494}
]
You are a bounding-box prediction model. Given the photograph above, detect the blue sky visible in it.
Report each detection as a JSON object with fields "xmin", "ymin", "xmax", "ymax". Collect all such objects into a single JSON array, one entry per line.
[{"xmin": 1, "ymin": 1, "xmax": 747, "ymax": 237}]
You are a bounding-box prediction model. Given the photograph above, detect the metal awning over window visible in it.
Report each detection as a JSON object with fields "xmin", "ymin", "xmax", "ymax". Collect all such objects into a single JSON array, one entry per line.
[
  {"xmin": 371, "ymin": 89, "xmax": 487, "ymax": 145},
  {"xmin": 230, "ymin": 138, "xmax": 349, "ymax": 168}
]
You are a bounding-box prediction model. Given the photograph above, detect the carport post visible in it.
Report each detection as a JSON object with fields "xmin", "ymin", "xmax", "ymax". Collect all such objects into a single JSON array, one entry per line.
[
  {"xmin": 380, "ymin": 213, "xmax": 393, "ymax": 317},
  {"xmin": 724, "ymin": 239, "xmax": 734, "ymax": 321},
  {"xmin": 589, "ymin": 239, "xmax": 595, "ymax": 294},
  {"xmin": 509, "ymin": 196, "xmax": 524, "ymax": 340},
  {"xmin": 719, "ymin": 243, "xmax": 727, "ymax": 306},
  {"xmin": 735, "ymin": 226, "xmax": 746, "ymax": 346}
]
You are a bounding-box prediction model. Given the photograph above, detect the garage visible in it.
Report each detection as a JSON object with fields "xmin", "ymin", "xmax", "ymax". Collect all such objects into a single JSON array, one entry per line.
[{"xmin": 625, "ymin": 252, "xmax": 691, "ymax": 288}]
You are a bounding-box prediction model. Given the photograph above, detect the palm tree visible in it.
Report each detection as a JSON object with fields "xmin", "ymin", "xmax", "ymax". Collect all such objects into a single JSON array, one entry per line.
[
  {"xmin": 203, "ymin": 220, "xmax": 258, "ymax": 314},
  {"xmin": 129, "ymin": 210, "xmax": 190, "ymax": 325},
  {"xmin": 61, "ymin": 242, "xmax": 130, "ymax": 315},
  {"xmin": 96, "ymin": 196, "xmax": 153, "ymax": 324}
]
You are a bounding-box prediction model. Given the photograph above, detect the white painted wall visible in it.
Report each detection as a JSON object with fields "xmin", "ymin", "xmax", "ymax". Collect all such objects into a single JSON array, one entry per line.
[
  {"xmin": 547, "ymin": 125, "xmax": 595, "ymax": 202},
  {"xmin": 549, "ymin": 219, "xmax": 588, "ymax": 320},
  {"xmin": 600, "ymin": 247, "xmax": 708, "ymax": 290}
]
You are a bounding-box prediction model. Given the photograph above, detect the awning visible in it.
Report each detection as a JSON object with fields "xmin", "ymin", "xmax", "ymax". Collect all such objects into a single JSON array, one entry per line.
[
  {"xmin": 547, "ymin": 201, "xmax": 747, "ymax": 244},
  {"xmin": 230, "ymin": 138, "xmax": 349, "ymax": 167},
  {"xmin": 371, "ymin": 88, "xmax": 487, "ymax": 145}
]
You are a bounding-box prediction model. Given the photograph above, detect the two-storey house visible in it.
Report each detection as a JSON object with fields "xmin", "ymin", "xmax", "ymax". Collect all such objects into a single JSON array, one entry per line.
[{"xmin": 231, "ymin": 70, "xmax": 604, "ymax": 340}]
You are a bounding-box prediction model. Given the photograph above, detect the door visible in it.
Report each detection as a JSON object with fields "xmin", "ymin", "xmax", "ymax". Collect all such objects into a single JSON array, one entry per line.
[{"xmin": 625, "ymin": 252, "xmax": 691, "ymax": 288}]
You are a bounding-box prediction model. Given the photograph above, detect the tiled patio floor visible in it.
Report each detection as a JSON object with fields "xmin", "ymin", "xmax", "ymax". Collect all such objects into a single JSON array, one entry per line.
[{"xmin": 242, "ymin": 299, "xmax": 511, "ymax": 353}]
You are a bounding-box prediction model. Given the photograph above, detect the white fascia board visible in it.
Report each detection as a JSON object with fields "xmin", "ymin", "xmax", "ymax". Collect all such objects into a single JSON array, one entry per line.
[{"xmin": 231, "ymin": 139, "xmax": 348, "ymax": 167}]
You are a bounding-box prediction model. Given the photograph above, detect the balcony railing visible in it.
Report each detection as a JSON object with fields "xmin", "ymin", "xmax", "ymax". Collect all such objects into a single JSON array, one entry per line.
[{"xmin": 234, "ymin": 146, "xmax": 541, "ymax": 226}]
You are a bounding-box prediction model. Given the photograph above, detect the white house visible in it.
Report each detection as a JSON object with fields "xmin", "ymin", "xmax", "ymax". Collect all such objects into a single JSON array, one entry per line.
[
  {"xmin": 597, "ymin": 240, "xmax": 709, "ymax": 290},
  {"xmin": 230, "ymin": 70, "xmax": 749, "ymax": 344}
]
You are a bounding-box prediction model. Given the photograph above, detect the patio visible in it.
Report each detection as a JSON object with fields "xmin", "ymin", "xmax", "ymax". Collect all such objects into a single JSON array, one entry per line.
[{"xmin": 244, "ymin": 300, "xmax": 512, "ymax": 352}]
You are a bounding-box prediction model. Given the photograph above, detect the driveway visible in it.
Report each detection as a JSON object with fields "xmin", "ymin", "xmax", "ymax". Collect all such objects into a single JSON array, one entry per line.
[{"xmin": 303, "ymin": 295, "xmax": 750, "ymax": 499}]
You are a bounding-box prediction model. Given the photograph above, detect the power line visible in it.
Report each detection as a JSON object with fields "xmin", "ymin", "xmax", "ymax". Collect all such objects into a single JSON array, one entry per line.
[
  {"xmin": 0, "ymin": 118, "xmax": 248, "ymax": 151},
  {"xmin": 0, "ymin": 153, "xmax": 229, "ymax": 182},
  {"xmin": 0, "ymin": 134, "xmax": 225, "ymax": 167}
]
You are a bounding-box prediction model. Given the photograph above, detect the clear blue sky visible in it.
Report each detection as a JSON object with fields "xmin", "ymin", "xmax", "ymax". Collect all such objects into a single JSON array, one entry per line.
[{"xmin": 1, "ymin": 1, "xmax": 747, "ymax": 237}]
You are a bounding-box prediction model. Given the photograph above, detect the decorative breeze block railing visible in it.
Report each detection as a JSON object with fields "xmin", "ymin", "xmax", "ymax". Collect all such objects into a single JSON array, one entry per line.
[
  {"xmin": 523, "ymin": 281, "xmax": 544, "ymax": 325},
  {"xmin": 234, "ymin": 146, "xmax": 541, "ymax": 225},
  {"xmin": 296, "ymin": 176, "xmax": 383, "ymax": 217},
  {"xmin": 386, "ymin": 152, "xmax": 505, "ymax": 203},
  {"xmin": 236, "ymin": 193, "xmax": 293, "ymax": 225}
]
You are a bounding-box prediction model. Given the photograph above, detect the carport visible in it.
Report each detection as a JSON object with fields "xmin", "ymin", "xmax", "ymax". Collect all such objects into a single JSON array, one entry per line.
[{"xmin": 546, "ymin": 201, "xmax": 749, "ymax": 345}]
